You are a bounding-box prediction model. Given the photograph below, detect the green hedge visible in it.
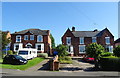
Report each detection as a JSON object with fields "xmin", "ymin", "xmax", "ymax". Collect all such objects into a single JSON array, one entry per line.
[
  {"xmin": 37, "ymin": 53, "xmax": 48, "ymax": 58},
  {"xmin": 100, "ymin": 58, "xmax": 120, "ymax": 71}
]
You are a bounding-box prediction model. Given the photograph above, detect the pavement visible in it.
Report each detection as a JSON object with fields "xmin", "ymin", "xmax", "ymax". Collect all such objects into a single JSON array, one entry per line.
[{"xmin": 1, "ymin": 59, "xmax": 120, "ymax": 77}]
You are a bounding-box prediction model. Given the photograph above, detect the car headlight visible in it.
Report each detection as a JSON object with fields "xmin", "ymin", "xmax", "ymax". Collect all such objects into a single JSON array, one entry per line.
[{"xmin": 20, "ymin": 60, "xmax": 24, "ymax": 62}]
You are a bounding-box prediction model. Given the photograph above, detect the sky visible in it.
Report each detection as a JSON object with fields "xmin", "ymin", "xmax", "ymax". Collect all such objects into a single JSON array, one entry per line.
[{"xmin": 2, "ymin": 2, "xmax": 118, "ymax": 45}]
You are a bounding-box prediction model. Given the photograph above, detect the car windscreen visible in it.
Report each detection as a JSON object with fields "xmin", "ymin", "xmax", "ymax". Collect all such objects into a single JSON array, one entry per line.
[
  {"xmin": 18, "ymin": 51, "xmax": 28, "ymax": 55},
  {"xmin": 14, "ymin": 55, "xmax": 24, "ymax": 59}
]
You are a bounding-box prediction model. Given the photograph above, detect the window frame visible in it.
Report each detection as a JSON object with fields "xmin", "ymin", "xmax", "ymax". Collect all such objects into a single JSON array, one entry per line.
[
  {"xmin": 92, "ymin": 37, "xmax": 97, "ymax": 43},
  {"xmin": 105, "ymin": 37, "xmax": 110, "ymax": 44},
  {"xmin": 66, "ymin": 37, "xmax": 71, "ymax": 45},
  {"xmin": 35, "ymin": 43, "xmax": 44, "ymax": 51},
  {"xmin": 24, "ymin": 35, "xmax": 28, "ymax": 40},
  {"xmin": 80, "ymin": 37, "xmax": 84, "ymax": 44},
  {"xmin": 79, "ymin": 45, "xmax": 86, "ymax": 53},
  {"xmin": 30, "ymin": 35, "xmax": 34, "ymax": 40},
  {"xmin": 16, "ymin": 35, "xmax": 21, "ymax": 42},
  {"xmin": 37, "ymin": 35, "xmax": 43, "ymax": 42}
]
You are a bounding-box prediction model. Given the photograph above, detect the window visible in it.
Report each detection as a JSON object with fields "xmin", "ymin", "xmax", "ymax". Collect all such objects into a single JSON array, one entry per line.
[
  {"xmin": 16, "ymin": 35, "xmax": 21, "ymax": 42},
  {"xmin": 106, "ymin": 45, "xmax": 113, "ymax": 53},
  {"xmin": 66, "ymin": 37, "xmax": 71, "ymax": 45},
  {"xmin": 37, "ymin": 35, "xmax": 43, "ymax": 42},
  {"xmin": 30, "ymin": 35, "xmax": 34, "ymax": 40},
  {"xmin": 24, "ymin": 35, "xmax": 28, "ymax": 40},
  {"xmin": 92, "ymin": 37, "xmax": 97, "ymax": 43},
  {"xmin": 80, "ymin": 37, "xmax": 84, "ymax": 44},
  {"xmin": 36, "ymin": 43, "xmax": 44, "ymax": 51},
  {"xmin": 79, "ymin": 45, "xmax": 85, "ymax": 53},
  {"xmin": 15, "ymin": 45, "xmax": 19, "ymax": 50},
  {"xmin": 105, "ymin": 37, "xmax": 110, "ymax": 44}
]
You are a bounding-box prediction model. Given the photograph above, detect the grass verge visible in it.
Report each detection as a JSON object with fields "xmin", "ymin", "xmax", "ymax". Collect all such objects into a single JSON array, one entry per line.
[{"xmin": 0, "ymin": 57, "xmax": 44, "ymax": 70}]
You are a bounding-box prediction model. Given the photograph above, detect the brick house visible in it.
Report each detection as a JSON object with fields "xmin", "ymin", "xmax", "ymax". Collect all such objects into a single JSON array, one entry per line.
[
  {"xmin": 10, "ymin": 29, "xmax": 52, "ymax": 55},
  {"xmin": 62, "ymin": 27, "xmax": 114, "ymax": 56},
  {"xmin": 115, "ymin": 38, "xmax": 120, "ymax": 47}
]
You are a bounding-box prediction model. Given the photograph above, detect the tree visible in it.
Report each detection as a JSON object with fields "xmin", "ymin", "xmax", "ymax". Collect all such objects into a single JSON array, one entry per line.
[
  {"xmin": 55, "ymin": 44, "xmax": 68, "ymax": 57},
  {"xmin": 50, "ymin": 34, "xmax": 55, "ymax": 48},
  {"xmin": 2, "ymin": 32, "xmax": 11, "ymax": 50},
  {"xmin": 86, "ymin": 43, "xmax": 105, "ymax": 69},
  {"xmin": 113, "ymin": 45, "xmax": 120, "ymax": 57}
]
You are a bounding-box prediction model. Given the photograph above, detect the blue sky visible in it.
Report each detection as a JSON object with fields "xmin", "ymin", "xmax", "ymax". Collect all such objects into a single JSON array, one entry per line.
[{"xmin": 2, "ymin": 2, "xmax": 118, "ymax": 45}]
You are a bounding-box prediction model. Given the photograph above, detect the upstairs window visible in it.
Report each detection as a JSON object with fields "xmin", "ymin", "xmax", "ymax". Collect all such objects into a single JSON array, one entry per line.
[
  {"xmin": 66, "ymin": 37, "xmax": 71, "ymax": 45},
  {"xmin": 92, "ymin": 37, "xmax": 97, "ymax": 43},
  {"xmin": 24, "ymin": 35, "xmax": 28, "ymax": 40},
  {"xmin": 30, "ymin": 35, "xmax": 34, "ymax": 40},
  {"xmin": 16, "ymin": 35, "xmax": 21, "ymax": 42},
  {"xmin": 37, "ymin": 35, "xmax": 43, "ymax": 42},
  {"xmin": 105, "ymin": 37, "xmax": 110, "ymax": 44},
  {"xmin": 80, "ymin": 37, "xmax": 84, "ymax": 44}
]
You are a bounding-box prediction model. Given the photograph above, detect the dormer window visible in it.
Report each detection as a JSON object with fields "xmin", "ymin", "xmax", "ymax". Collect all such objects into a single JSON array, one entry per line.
[
  {"xmin": 80, "ymin": 37, "xmax": 84, "ymax": 44},
  {"xmin": 16, "ymin": 35, "xmax": 21, "ymax": 42},
  {"xmin": 37, "ymin": 35, "xmax": 43, "ymax": 42},
  {"xmin": 66, "ymin": 37, "xmax": 71, "ymax": 45},
  {"xmin": 24, "ymin": 35, "xmax": 28, "ymax": 40},
  {"xmin": 105, "ymin": 37, "xmax": 110, "ymax": 44}
]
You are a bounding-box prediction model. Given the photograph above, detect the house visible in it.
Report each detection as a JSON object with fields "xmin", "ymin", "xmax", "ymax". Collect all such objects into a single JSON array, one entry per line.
[
  {"xmin": 10, "ymin": 29, "xmax": 52, "ymax": 55},
  {"xmin": 115, "ymin": 38, "xmax": 120, "ymax": 47},
  {"xmin": 62, "ymin": 27, "xmax": 114, "ymax": 56}
]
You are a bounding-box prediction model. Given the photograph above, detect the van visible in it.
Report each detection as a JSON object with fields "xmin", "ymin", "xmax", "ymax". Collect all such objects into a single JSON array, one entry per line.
[{"xmin": 17, "ymin": 48, "xmax": 37, "ymax": 60}]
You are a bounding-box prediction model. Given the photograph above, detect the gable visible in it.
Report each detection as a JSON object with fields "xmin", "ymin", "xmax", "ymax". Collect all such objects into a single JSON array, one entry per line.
[{"xmin": 62, "ymin": 28, "xmax": 75, "ymax": 38}]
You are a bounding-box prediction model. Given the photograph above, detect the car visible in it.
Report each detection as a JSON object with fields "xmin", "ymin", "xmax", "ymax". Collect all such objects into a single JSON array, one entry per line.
[
  {"xmin": 83, "ymin": 57, "xmax": 94, "ymax": 63},
  {"xmin": 3, "ymin": 55, "xmax": 28, "ymax": 65}
]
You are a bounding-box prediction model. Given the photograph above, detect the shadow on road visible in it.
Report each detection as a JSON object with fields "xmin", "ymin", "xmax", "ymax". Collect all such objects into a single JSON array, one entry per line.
[
  {"xmin": 37, "ymin": 62, "xmax": 50, "ymax": 71},
  {"xmin": 59, "ymin": 67, "xmax": 83, "ymax": 71}
]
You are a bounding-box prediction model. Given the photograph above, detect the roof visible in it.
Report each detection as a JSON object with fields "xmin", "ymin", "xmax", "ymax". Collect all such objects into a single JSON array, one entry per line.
[
  {"xmin": 71, "ymin": 28, "xmax": 111, "ymax": 37},
  {"xmin": 72, "ymin": 31, "xmax": 101, "ymax": 37},
  {"xmin": 12, "ymin": 29, "xmax": 48, "ymax": 35},
  {"xmin": 115, "ymin": 38, "xmax": 120, "ymax": 43}
]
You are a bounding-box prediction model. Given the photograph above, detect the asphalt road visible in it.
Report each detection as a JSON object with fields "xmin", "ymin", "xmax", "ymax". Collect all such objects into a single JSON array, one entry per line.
[{"xmin": 1, "ymin": 68, "xmax": 120, "ymax": 77}]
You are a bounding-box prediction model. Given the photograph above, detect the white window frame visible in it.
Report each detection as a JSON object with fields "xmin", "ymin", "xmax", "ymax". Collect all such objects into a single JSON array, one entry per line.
[
  {"xmin": 66, "ymin": 37, "xmax": 71, "ymax": 45},
  {"xmin": 35, "ymin": 43, "xmax": 44, "ymax": 51},
  {"xmin": 30, "ymin": 35, "xmax": 34, "ymax": 40},
  {"xmin": 105, "ymin": 37, "xmax": 110, "ymax": 44},
  {"xmin": 67, "ymin": 45, "xmax": 73, "ymax": 54},
  {"xmin": 80, "ymin": 37, "xmax": 84, "ymax": 44},
  {"xmin": 106, "ymin": 45, "xmax": 113, "ymax": 53},
  {"xmin": 92, "ymin": 37, "xmax": 97, "ymax": 43},
  {"xmin": 24, "ymin": 35, "xmax": 28, "ymax": 40},
  {"xmin": 14, "ymin": 43, "xmax": 23, "ymax": 52},
  {"xmin": 37, "ymin": 35, "xmax": 43, "ymax": 42},
  {"xmin": 79, "ymin": 45, "xmax": 86, "ymax": 53},
  {"xmin": 16, "ymin": 35, "xmax": 21, "ymax": 42}
]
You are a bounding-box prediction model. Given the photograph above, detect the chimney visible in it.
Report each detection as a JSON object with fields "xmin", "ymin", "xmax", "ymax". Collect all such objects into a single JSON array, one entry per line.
[
  {"xmin": 93, "ymin": 29, "xmax": 98, "ymax": 32},
  {"xmin": 72, "ymin": 27, "xmax": 75, "ymax": 32},
  {"xmin": 47, "ymin": 30, "xmax": 50, "ymax": 35}
]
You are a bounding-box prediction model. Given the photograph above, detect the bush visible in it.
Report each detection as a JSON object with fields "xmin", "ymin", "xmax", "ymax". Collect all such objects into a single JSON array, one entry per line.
[
  {"xmin": 100, "ymin": 57, "xmax": 120, "ymax": 71},
  {"xmin": 113, "ymin": 45, "xmax": 120, "ymax": 57},
  {"xmin": 59, "ymin": 56, "xmax": 72, "ymax": 64},
  {"xmin": 7, "ymin": 50, "xmax": 13, "ymax": 55},
  {"xmin": 101, "ymin": 52, "xmax": 113, "ymax": 57},
  {"xmin": 37, "ymin": 53, "xmax": 48, "ymax": 58}
]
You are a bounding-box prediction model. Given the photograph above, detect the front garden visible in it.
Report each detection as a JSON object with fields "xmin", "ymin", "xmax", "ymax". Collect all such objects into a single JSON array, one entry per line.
[{"xmin": 0, "ymin": 57, "xmax": 44, "ymax": 70}]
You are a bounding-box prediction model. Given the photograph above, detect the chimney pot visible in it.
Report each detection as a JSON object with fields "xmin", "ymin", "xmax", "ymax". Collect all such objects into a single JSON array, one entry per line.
[{"xmin": 72, "ymin": 27, "xmax": 75, "ymax": 32}]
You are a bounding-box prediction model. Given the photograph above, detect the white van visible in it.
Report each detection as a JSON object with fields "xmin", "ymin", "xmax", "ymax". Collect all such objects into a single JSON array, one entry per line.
[{"xmin": 17, "ymin": 48, "xmax": 37, "ymax": 60}]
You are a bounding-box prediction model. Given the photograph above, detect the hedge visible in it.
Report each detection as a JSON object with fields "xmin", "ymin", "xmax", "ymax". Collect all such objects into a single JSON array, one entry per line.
[{"xmin": 100, "ymin": 58, "xmax": 120, "ymax": 71}]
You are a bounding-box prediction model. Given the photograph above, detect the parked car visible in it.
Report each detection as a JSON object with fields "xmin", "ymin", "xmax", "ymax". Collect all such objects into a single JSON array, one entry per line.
[
  {"xmin": 3, "ymin": 55, "xmax": 28, "ymax": 65},
  {"xmin": 83, "ymin": 57, "xmax": 94, "ymax": 63}
]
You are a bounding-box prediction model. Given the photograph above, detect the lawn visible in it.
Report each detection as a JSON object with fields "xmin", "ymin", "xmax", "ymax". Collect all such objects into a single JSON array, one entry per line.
[
  {"xmin": 102, "ymin": 56, "xmax": 120, "ymax": 58},
  {"xmin": 0, "ymin": 57, "xmax": 44, "ymax": 70}
]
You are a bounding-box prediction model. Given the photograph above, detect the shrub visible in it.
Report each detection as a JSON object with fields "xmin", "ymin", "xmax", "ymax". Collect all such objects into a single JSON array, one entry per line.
[
  {"xmin": 113, "ymin": 45, "xmax": 120, "ymax": 57},
  {"xmin": 7, "ymin": 50, "xmax": 13, "ymax": 55},
  {"xmin": 101, "ymin": 52, "xmax": 113, "ymax": 57},
  {"xmin": 100, "ymin": 57, "xmax": 120, "ymax": 71},
  {"xmin": 37, "ymin": 53, "xmax": 48, "ymax": 58}
]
